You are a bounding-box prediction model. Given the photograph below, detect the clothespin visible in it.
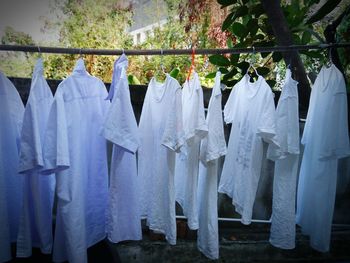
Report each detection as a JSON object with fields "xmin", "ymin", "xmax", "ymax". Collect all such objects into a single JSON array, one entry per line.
[{"xmin": 187, "ymin": 46, "xmax": 196, "ymax": 81}]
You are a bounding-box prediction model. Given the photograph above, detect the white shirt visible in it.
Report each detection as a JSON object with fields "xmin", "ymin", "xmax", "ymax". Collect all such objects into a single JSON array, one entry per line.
[
  {"xmin": 138, "ymin": 74, "xmax": 185, "ymax": 245},
  {"xmin": 297, "ymin": 64, "xmax": 350, "ymax": 252},
  {"xmin": 219, "ymin": 74, "xmax": 278, "ymax": 224},
  {"xmin": 197, "ymin": 71, "xmax": 227, "ymax": 259},
  {"xmin": 41, "ymin": 59, "xmax": 110, "ymax": 263},
  {"xmin": 16, "ymin": 59, "xmax": 56, "ymax": 257},
  {"xmin": 175, "ymin": 71, "xmax": 207, "ymax": 230},
  {"xmin": 267, "ymin": 69, "xmax": 300, "ymax": 249},
  {"xmin": 0, "ymin": 72, "xmax": 24, "ymax": 263},
  {"xmin": 102, "ymin": 54, "xmax": 142, "ymax": 243}
]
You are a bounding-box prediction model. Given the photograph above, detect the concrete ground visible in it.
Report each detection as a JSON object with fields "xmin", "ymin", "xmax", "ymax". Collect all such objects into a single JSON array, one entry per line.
[{"xmin": 8, "ymin": 222, "xmax": 350, "ymax": 263}]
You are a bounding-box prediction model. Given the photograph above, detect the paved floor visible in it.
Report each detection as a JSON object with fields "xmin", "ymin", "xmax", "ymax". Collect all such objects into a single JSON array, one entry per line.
[{"xmin": 7, "ymin": 223, "xmax": 350, "ymax": 262}]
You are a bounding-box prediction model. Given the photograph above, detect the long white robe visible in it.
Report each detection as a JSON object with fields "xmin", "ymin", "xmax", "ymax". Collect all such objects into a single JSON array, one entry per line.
[
  {"xmin": 16, "ymin": 58, "xmax": 55, "ymax": 258},
  {"xmin": 267, "ymin": 69, "xmax": 300, "ymax": 249},
  {"xmin": 102, "ymin": 54, "xmax": 142, "ymax": 243},
  {"xmin": 197, "ymin": 72, "xmax": 227, "ymax": 259},
  {"xmin": 0, "ymin": 72, "xmax": 24, "ymax": 263},
  {"xmin": 138, "ymin": 74, "xmax": 185, "ymax": 245},
  {"xmin": 41, "ymin": 59, "xmax": 110, "ymax": 263},
  {"xmin": 296, "ymin": 64, "xmax": 350, "ymax": 252},
  {"xmin": 175, "ymin": 71, "xmax": 208, "ymax": 230}
]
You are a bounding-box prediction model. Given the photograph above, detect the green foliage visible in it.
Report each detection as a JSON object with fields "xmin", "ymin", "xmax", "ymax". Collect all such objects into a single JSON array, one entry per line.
[{"xmin": 214, "ymin": 0, "xmax": 345, "ymax": 89}]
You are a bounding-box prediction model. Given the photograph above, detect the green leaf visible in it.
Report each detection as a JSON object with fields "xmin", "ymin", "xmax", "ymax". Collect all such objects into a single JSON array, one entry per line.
[
  {"xmin": 169, "ymin": 67, "xmax": 180, "ymax": 79},
  {"xmin": 230, "ymin": 22, "xmax": 247, "ymax": 38},
  {"xmin": 261, "ymin": 51, "xmax": 271, "ymax": 58},
  {"xmin": 272, "ymin": 52, "xmax": 283, "ymax": 62},
  {"xmin": 266, "ymin": 79, "xmax": 276, "ymax": 88},
  {"xmin": 205, "ymin": 72, "xmax": 217, "ymax": 79},
  {"xmin": 301, "ymin": 31, "xmax": 312, "ymax": 44},
  {"xmin": 219, "ymin": 67, "xmax": 229, "ymax": 74},
  {"xmin": 237, "ymin": 61, "xmax": 250, "ymax": 73},
  {"xmin": 209, "ymin": 54, "xmax": 231, "ymax": 66},
  {"xmin": 306, "ymin": 0, "xmax": 342, "ymax": 24},
  {"xmin": 222, "ymin": 12, "xmax": 235, "ymax": 31},
  {"xmin": 230, "ymin": 53, "xmax": 240, "ymax": 64},
  {"xmin": 128, "ymin": 74, "xmax": 141, "ymax": 85},
  {"xmin": 247, "ymin": 19, "xmax": 259, "ymax": 36},
  {"xmin": 223, "ymin": 67, "xmax": 238, "ymax": 80},
  {"xmin": 256, "ymin": 67, "xmax": 270, "ymax": 75},
  {"xmin": 233, "ymin": 6, "xmax": 248, "ymax": 20},
  {"xmin": 218, "ymin": 0, "xmax": 236, "ymax": 7},
  {"xmin": 251, "ymin": 4, "xmax": 265, "ymax": 18},
  {"xmin": 225, "ymin": 79, "xmax": 239, "ymax": 87},
  {"xmin": 300, "ymin": 50, "xmax": 323, "ymax": 59},
  {"xmin": 227, "ymin": 37, "xmax": 234, "ymax": 48}
]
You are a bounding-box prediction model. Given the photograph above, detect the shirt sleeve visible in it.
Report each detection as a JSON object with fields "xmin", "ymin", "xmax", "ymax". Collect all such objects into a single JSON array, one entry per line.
[
  {"xmin": 256, "ymin": 88, "xmax": 279, "ymax": 147},
  {"xmin": 223, "ymin": 83, "xmax": 239, "ymax": 124},
  {"xmin": 41, "ymin": 92, "xmax": 70, "ymax": 174},
  {"xmin": 319, "ymin": 77, "xmax": 350, "ymax": 160},
  {"xmin": 162, "ymin": 84, "xmax": 185, "ymax": 152},
  {"xmin": 102, "ymin": 77, "xmax": 139, "ymax": 154},
  {"xmin": 18, "ymin": 99, "xmax": 44, "ymax": 173}
]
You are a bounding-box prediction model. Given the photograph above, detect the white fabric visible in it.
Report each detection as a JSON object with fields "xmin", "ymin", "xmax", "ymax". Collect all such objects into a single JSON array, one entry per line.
[
  {"xmin": 102, "ymin": 54, "xmax": 142, "ymax": 243},
  {"xmin": 138, "ymin": 74, "xmax": 185, "ymax": 245},
  {"xmin": 175, "ymin": 71, "xmax": 207, "ymax": 230},
  {"xmin": 16, "ymin": 59, "xmax": 55, "ymax": 257},
  {"xmin": 197, "ymin": 72, "xmax": 227, "ymax": 259},
  {"xmin": 41, "ymin": 59, "xmax": 110, "ymax": 263},
  {"xmin": 267, "ymin": 69, "xmax": 300, "ymax": 249},
  {"xmin": 0, "ymin": 72, "xmax": 24, "ymax": 263},
  {"xmin": 296, "ymin": 64, "xmax": 350, "ymax": 252},
  {"xmin": 219, "ymin": 74, "xmax": 278, "ymax": 224}
]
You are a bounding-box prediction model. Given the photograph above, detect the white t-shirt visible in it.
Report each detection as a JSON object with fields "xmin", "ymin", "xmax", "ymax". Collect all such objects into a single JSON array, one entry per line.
[
  {"xmin": 297, "ymin": 64, "xmax": 350, "ymax": 252},
  {"xmin": 175, "ymin": 71, "xmax": 207, "ymax": 230},
  {"xmin": 267, "ymin": 69, "xmax": 300, "ymax": 249},
  {"xmin": 138, "ymin": 74, "xmax": 185, "ymax": 245},
  {"xmin": 41, "ymin": 59, "xmax": 110, "ymax": 263},
  {"xmin": 0, "ymin": 72, "xmax": 24, "ymax": 263},
  {"xmin": 16, "ymin": 58, "xmax": 56, "ymax": 257},
  {"xmin": 197, "ymin": 71, "xmax": 227, "ymax": 259},
  {"xmin": 219, "ymin": 74, "xmax": 278, "ymax": 225},
  {"xmin": 102, "ymin": 54, "xmax": 141, "ymax": 243}
]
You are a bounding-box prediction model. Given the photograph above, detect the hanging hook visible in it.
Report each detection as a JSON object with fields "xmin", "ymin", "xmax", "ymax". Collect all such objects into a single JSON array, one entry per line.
[
  {"xmin": 328, "ymin": 45, "xmax": 333, "ymax": 65},
  {"xmin": 79, "ymin": 48, "xmax": 82, "ymax": 58},
  {"xmin": 122, "ymin": 48, "xmax": 125, "ymax": 55},
  {"xmin": 160, "ymin": 48, "xmax": 166, "ymax": 74},
  {"xmin": 37, "ymin": 46, "xmax": 42, "ymax": 57}
]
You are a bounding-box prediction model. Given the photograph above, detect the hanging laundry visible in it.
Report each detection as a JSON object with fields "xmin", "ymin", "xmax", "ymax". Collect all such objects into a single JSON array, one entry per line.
[
  {"xmin": 175, "ymin": 71, "xmax": 208, "ymax": 230},
  {"xmin": 0, "ymin": 72, "xmax": 24, "ymax": 263},
  {"xmin": 296, "ymin": 64, "xmax": 350, "ymax": 252},
  {"xmin": 102, "ymin": 53, "xmax": 142, "ymax": 243},
  {"xmin": 267, "ymin": 68, "xmax": 300, "ymax": 249},
  {"xmin": 41, "ymin": 59, "xmax": 110, "ymax": 263},
  {"xmin": 197, "ymin": 71, "xmax": 227, "ymax": 259},
  {"xmin": 138, "ymin": 74, "xmax": 185, "ymax": 245},
  {"xmin": 219, "ymin": 74, "xmax": 278, "ymax": 224},
  {"xmin": 16, "ymin": 58, "xmax": 55, "ymax": 258}
]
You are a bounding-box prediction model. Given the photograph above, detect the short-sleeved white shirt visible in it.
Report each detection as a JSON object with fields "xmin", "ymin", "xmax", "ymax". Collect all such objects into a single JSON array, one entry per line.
[
  {"xmin": 175, "ymin": 71, "xmax": 207, "ymax": 230},
  {"xmin": 219, "ymin": 74, "xmax": 278, "ymax": 224},
  {"xmin": 102, "ymin": 54, "xmax": 142, "ymax": 243},
  {"xmin": 0, "ymin": 72, "xmax": 24, "ymax": 263},
  {"xmin": 16, "ymin": 59, "xmax": 56, "ymax": 257},
  {"xmin": 138, "ymin": 74, "xmax": 185, "ymax": 245},
  {"xmin": 42, "ymin": 59, "xmax": 110, "ymax": 263}
]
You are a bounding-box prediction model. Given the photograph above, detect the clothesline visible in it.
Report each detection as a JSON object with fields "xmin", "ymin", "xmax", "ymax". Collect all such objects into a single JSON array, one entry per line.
[{"xmin": 0, "ymin": 42, "xmax": 350, "ymax": 56}]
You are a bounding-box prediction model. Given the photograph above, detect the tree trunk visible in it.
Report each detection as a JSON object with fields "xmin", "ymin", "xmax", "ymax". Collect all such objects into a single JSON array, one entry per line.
[{"xmin": 261, "ymin": 0, "xmax": 311, "ymax": 115}]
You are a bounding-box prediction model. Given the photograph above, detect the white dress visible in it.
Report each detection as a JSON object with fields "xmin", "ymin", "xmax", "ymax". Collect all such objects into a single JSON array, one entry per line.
[
  {"xmin": 197, "ymin": 72, "xmax": 227, "ymax": 259},
  {"xmin": 0, "ymin": 72, "xmax": 24, "ymax": 263},
  {"xmin": 102, "ymin": 54, "xmax": 142, "ymax": 243},
  {"xmin": 138, "ymin": 74, "xmax": 185, "ymax": 245},
  {"xmin": 219, "ymin": 74, "xmax": 278, "ymax": 224},
  {"xmin": 16, "ymin": 58, "xmax": 55, "ymax": 257},
  {"xmin": 296, "ymin": 64, "xmax": 350, "ymax": 252},
  {"xmin": 175, "ymin": 71, "xmax": 207, "ymax": 230},
  {"xmin": 41, "ymin": 59, "xmax": 110, "ymax": 263},
  {"xmin": 267, "ymin": 69, "xmax": 300, "ymax": 249}
]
